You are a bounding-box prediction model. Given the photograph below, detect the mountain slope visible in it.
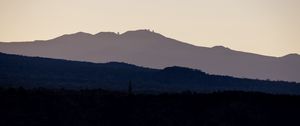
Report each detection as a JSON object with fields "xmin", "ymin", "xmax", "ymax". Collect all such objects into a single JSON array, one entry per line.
[
  {"xmin": 0, "ymin": 52, "xmax": 300, "ymax": 94},
  {"xmin": 0, "ymin": 30, "xmax": 299, "ymax": 82}
]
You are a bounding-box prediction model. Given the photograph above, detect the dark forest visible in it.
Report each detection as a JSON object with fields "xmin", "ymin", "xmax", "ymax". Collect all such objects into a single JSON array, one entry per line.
[{"xmin": 1, "ymin": 87, "xmax": 300, "ymax": 126}]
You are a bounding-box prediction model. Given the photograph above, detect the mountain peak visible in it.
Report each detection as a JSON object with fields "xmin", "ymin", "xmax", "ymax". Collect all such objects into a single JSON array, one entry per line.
[
  {"xmin": 121, "ymin": 29, "xmax": 165, "ymax": 38},
  {"xmin": 53, "ymin": 32, "xmax": 93, "ymax": 40},
  {"xmin": 71, "ymin": 32, "xmax": 93, "ymax": 36}
]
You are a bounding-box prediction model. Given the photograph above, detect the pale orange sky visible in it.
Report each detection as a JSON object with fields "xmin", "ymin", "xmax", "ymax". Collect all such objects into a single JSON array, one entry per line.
[{"xmin": 0, "ymin": 0, "xmax": 299, "ymax": 57}]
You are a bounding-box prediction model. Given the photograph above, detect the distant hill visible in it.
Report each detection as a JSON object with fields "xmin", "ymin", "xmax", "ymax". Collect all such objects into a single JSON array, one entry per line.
[
  {"xmin": 0, "ymin": 30, "xmax": 299, "ymax": 82},
  {"xmin": 0, "ymin": 52, "xmax": 299, "ymax": 94}
]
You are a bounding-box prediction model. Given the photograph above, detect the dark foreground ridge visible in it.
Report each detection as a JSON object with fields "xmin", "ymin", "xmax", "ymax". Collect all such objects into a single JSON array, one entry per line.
[
  {"xmin": 0, "ymin": 52, "xmax": 300, "ymax": 94},
  {"xmin": 0, "ymin": 87, "xmax": 299, "ymax": 126}
]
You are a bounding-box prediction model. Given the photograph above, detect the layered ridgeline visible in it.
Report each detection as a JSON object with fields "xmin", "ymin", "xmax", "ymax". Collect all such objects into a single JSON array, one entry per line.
[
  {"xmin": 0, "ymin": 53, "xmax": 299, "ymax": 94},
  {"xmin": 0, "ymin": 30, "xmax": 299, "ymax": 82}
]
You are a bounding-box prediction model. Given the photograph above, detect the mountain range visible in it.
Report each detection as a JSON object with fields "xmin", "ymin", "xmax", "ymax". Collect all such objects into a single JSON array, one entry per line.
[
  {"xmin": 0, "ymin": 52, "xmax": 300, "ymax": 94},
  {"xmin": 0, "ymin": 29, "xmax": 299, "ymax": 82}
]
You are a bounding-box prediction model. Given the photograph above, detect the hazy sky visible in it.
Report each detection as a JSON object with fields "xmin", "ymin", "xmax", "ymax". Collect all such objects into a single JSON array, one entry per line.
[{"xmin": 0, "ymin": 0, "xmax": 299, "ymax": 56}]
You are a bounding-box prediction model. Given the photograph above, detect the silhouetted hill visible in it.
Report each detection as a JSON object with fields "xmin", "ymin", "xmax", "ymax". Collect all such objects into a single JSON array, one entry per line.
[
  {"xmin": 0, "ymin": 53, "xmax": 300, "ymax": 94},
  {"xmin": 0, "ymin": 30, "xmax": 299, "ymax": 82}
]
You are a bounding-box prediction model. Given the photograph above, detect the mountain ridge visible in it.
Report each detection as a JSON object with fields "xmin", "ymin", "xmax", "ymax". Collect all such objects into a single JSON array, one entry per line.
[
  {"xmin": 0, "ymin": 29, "xmax": 299, "ymax": 82},
  {"xmin": 1, "ymin": 30, "xmax": 297, "ymax": 58}
]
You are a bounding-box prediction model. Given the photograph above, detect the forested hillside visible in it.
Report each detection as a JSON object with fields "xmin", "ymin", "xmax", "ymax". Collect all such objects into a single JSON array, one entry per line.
[{"xmin": 1, "ymin": 53, "xmax": 300, "ymax": 94}]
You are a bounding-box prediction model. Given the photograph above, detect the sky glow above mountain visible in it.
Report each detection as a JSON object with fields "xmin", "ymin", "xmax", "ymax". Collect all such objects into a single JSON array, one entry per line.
[{"xmin": 0, "ymin": 0, "xmax": 299, "ymax": 56}]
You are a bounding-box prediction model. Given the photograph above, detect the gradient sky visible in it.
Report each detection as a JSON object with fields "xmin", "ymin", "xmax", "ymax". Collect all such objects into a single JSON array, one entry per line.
[{"xmin": 0, "ymin": 0, "xmax": 299, "ymax": 57}]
